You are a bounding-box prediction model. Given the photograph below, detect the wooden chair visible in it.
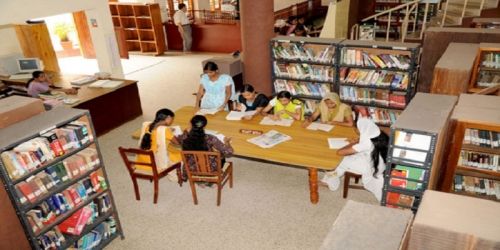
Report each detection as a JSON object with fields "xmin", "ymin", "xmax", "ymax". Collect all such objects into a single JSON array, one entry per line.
[
  {"xmin": 118, "ymin": 147, "xmax": 182, "ymax": 204},
  {"xmin": 180, "ymin": 151, "xmax": 233, "ymax": 206},
  {"xmin": 343, "ymin": 171, "xmax": 364, "ymax": 199}
]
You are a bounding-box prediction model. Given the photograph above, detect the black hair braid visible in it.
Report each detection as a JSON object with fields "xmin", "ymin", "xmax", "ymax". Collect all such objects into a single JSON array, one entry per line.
[
  {"xmin": 370, "ymin": 132, "xmax": 389, "ymax": 178},
  {"xmin": 140, "ymin": 113, "xmax": 169, "ymax": 150}
]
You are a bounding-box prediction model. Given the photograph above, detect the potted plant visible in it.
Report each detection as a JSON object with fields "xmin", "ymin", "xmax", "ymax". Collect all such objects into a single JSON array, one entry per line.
[{"xmin": 54, "ymin": 22, "xmax": 74, "ymax": 51}]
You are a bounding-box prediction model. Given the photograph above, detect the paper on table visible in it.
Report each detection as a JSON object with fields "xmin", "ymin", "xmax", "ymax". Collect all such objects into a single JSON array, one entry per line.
[
  {"xmin": 196, "ymin": 108, "xmax": 219, "ymax": 115},
  {"xmin": 225, "ymin": 111, "xmax": 257, "ymax": 120},
  {"xmin": 88, "ymin": 80, "xmax": 110, "ymax": 88},
  {"xmin": 307, "ymin": 122, "xmax": 334, "ymax": 132},
  {"xmin": 247, "ymin": 130, "xmax": 292, "ymax": 148},
  {"xmin": 259, "ymin": 116, "xmax": 294, "ymax": 127},
  {"xmin": 206, "ymin": 130, "xmax": 225, "ymax": 142},
  {"xmin": 328, "ymin": 138, "xmax": 348, "ymax": 149},
  {"xmin": 170, "ymin": 126, "xmax": 183, "ymax": 136},
  {"xmin": 99, "ymin": 80, "xmax": 124, "ymax": 88}
]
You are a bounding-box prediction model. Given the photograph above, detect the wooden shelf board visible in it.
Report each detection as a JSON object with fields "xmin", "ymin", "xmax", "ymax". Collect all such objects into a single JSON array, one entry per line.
[
  {"xmin": 339, "ymin": 82, "xmax": 408, "ymax": 92},
  {"xmin": 126, "ymin": 39, "xmax": 140, "ymax": 42},
  {"xmin": 479, "ymin": 67, "xmax": 500, "ymax": 72},
  {"xmin": 140, "ymin": 40, "xmax": 156, "ymax": 43},
  {"xmin": 339, "ymin": 64, "xmax": 410, "ymax": 73},
  {"xmin": 462, "ymin": 144, "xmax": 500, "ymax": 155},
  {"xmin": 456, "ymin": 166, "xmax": 500, "ymax": 181},
  {"xmin": 341, "ymin": 99, "xmax": 406, "ymax": 110},
  {"xmin": 273, "ymin": 76, "xmax": 335, "ymax": 84}
]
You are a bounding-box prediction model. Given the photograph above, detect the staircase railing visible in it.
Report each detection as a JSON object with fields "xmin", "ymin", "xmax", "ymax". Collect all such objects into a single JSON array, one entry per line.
[
  {"xmin": 351, "ymin": 0, "xmax": 436, "ymax": 41},
  {"xmin": 440, "ymin": 0, "xmax": 487, "ymax": 27}
]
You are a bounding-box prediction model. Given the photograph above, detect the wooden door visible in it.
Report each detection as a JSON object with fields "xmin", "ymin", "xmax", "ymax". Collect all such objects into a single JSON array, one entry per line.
[{"xmin": 14, "ymin": 23, "xmax": 60, "ymax": 72}]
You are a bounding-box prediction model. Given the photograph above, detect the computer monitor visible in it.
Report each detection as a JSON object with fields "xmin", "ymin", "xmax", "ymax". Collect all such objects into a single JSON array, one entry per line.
[{"xmin": 17, "ymin": 58, "xmax": 42, "ymax": 73}]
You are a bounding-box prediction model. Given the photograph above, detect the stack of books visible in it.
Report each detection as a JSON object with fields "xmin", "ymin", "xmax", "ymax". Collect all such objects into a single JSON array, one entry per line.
[
  {"xmin": 273, "ymin": 62, "xmax": 334, "ymax": 82},
  {"xmin": 68, "ymin": 217, "xmax": 117, "ymax": 249},
  {"xmin": 390, "ymin": 165, "xmax": 426, "ymax": 191},
  {"xmin": 274, "ymin": 79, "xmax": 331, "ymax": 97},
  {"xmin": 272, "ymin": 43, "xmax": 335, "ymax": 63},
  {"xmin": 38, "ymin": 228, "xmax": 66, "ymax": 249},
  {"xmin": 386, "ymin": 192, "xmax": 416, "ymax": 208},
  {"xmin": 454, "ymin": 175, "xmax": 500, "ymax": 200},
  {"xmin": 341, "ymin": 48, "xmax": 411, "ymax": 70},
  {"xmin": 340, "ymin": 68, "xmax": 409, "ymax": 90}
]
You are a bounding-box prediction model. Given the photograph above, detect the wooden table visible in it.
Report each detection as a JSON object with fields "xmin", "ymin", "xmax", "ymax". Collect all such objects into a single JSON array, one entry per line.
[
  {"xmin": 170, "ymin": 106, "xmax": 358, "ymax": 204},
  {"xmin": 1, "ymin": 73, "xmax": 142, "ymax": 136}
]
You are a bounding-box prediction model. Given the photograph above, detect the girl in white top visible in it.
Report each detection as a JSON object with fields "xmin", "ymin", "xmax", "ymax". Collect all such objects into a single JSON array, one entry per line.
[{"xmin": 321, "ymin": 114, "xmax": 389, "ymax": 201}]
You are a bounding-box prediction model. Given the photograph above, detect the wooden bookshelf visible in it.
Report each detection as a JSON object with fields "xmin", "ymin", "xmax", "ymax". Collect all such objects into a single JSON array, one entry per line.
[
  {"xmin": 380, "ymin": 93, "xmax": 457, "ymax": 211},
  {"xmin": 468, "ymin": 43, "xmax": 500, "ymax": 94},
  {"xmin": 441, "ymin": 94, "xmax": 500, "ymax": 202},
  {"xmin": 0, "ymin": 108, "xmax": 124, "ymax": 249},
  {"xmin": 109, "ymin": 2, "xmax": 165, "ymax": 55}
]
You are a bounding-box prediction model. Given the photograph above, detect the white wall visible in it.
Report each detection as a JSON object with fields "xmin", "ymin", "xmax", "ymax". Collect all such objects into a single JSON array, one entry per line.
[
  {"xmin": 0, "ymin": 0, "xmax": 124, "ymax": 77},
  {"xmin": 0, "ymin": 26, "xmax": 22, "ymax": 56}
]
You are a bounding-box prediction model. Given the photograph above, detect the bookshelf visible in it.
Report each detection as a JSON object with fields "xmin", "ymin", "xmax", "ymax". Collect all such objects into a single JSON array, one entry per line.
[
  {"xmin": 468, "ymin": 43, "xmax": 500, "ymax": 93},
  {"xmin": 271, "ymin": 36, "xmax": 343, "ymax": 115},
  {"xmin": 338, "ymin": 40, "xmax": 420, "ymax": 126},
  {"xmin": 441, "ymin": 95, "xmax": 500, "ymax": 202},
  {"xmin": 109, "ymin": 2, "xmax": 165, "ymax": 55},
  {"xmin": 0, "ymin": 108, "xmax": 123, "ymax": 249},
  {"xmin": 380, "ymin": 93, "xmax": 457, "ymax": 211}
]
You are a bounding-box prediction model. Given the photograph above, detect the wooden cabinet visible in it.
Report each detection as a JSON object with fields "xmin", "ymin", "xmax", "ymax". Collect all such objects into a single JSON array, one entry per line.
[
  {"xmin": 468, "ymin": 43, "xmax": 500, "ymax": 93},
  {"xmin": 109, "ymin": 2, "xmax": 166, "ymax": 55}
]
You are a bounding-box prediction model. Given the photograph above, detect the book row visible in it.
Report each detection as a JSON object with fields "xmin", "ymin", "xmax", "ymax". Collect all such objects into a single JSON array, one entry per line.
[
  {"xmin": 356, "ymin": 106, "xmax": 401, "ymax": 126},
  {"xmin": 27, "ymin": 173, "xmax": 108, "ymax": 235},
  {"xmin": 463, "ymin": 128, "xmax": 500, "ymax": 149},
  {"xmin": 481, "ymin": 52, "xmax": 500, "ymax": 69},
  {"xmin": 38, "ymin": 216, "xmax": 116, "ymax": 250},
  {"xmin": 340, "ymin": 49, "xmax": 411, "ymax": 70},
  {"xmin": 389, "ymin": 165, "xmax": 427, "ymax": 191},
  {"xmin": 274, "ymin": 80, "xmax": 331, "ymax": 97},
  {"xmin": 458, "ymin": 150, "xmax": 500, "ymax": 171},
  {"xmin": 273, "ymin": 62, "xmax": 335, "ymax": 82},
  {"xmin": 386, "ymin": 191, "xmax": 416, "ymax": 208},
  {"xmin": 453, "ymin": 175, "xmax": 500, "ymax": 200},
  {"xmin": 477, "ymin": 71, "xmax": 500, "ymax": 88},
  {"xmin": 340, "ymin": 86, "xmax": 407, "ymax": 108},
  {"xmin": 272, "ymin": 43, "xmax": 335, "ymax": 63},
  {"xmin": 1, "ymin": 120, "xmax": 93, "ymax": 181},
  {"xmin": 15, "ymin": 148, "xmax": 100, "ymax": 205},
  {"xmin": 339, "ymin": 68, "xmax": 409, "ymax": 90}
]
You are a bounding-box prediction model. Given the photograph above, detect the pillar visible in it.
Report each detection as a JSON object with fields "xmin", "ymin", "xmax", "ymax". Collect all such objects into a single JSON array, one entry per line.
[{"xmin": 240, "ymin": 0, "xmax": 275, "ymax": 96}]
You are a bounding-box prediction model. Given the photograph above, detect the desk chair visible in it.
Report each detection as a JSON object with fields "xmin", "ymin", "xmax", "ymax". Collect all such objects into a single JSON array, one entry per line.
[
  {"xmin": 181, "ymin": 151, "xmax": 233, "ymax": 206},
  {"xmin": 118, "ymin": 147, "xmax": 182, "ymax": 204},
  {"xmin": 343, "ymin": 171, "xmax": 364, "ymax": 199}
]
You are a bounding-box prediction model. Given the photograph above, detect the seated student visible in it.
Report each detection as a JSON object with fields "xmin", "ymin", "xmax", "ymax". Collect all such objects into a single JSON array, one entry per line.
[
  {"xmin": 321, "ymin": 112, "xmax": 388, "ymax": 201},
  {"xmin": 138, "ymin": 109, "xmax": 181, "ymax": 182},
  {"xmin": 27, "ymin": 71, "xmax": 77, "ymax": 98},
  {"xmin": 179, "ymin": 115, "xmax": 233, "ymax": 184},
  {"xmin": 195, "ymin": 61, "xmax": 235, "ymax": 111},
  {"xmin": 262, "ymin": 90, "xmax": 304, "ymax": 121},
  {"xmin": 236, "ymin": 84, "xmax": 269, "ymax": 120},
  {"xmin": 302, "ymin": 93, "xmax": 354, "ymax": 127}
]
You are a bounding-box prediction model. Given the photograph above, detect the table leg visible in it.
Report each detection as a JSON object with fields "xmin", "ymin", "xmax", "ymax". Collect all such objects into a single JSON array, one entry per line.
[{"xmin": 309, "ymin": 168, "xmax": 319, "ymax": 204}]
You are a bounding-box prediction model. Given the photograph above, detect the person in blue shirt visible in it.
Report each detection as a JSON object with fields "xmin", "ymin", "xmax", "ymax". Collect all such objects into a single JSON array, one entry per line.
[{"xmin": 195, "ymin": 61, "xmax": 235, "ymax": 111}]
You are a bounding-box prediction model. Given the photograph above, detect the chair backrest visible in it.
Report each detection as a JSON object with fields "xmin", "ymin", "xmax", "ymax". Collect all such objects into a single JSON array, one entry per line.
[
  {"xmin": 180, "ymin": 151, "xmax": 222, "ymax": 177},
  {"xmin": 118, "ymin": 147, "xmax": 160, "ymax": 177}
]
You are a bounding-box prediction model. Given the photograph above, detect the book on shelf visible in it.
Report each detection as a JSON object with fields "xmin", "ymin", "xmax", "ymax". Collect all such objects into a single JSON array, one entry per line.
[
  {"xmin": 272, "ymin": 43, "xmax": 335, "ymax": 63},
  {"xmin": 390, "ymin": 166, "xmax": 425, "ymax": 191},
  {"xmin": 58, "ymin": 206, "xmax": 93, "ymax": 235},
  {"xmin": 339, "ymin": 67, "xmax": 409, "ymax": 90},
  {"xmin": 386, "ymin": 192, "xmax": 416, "ymax": 207},
  {"xmin": 453, "ymin": 175, "xmax": 500, "ymax": 200},
  {"xmin": 394, "ymin": 130, "xmax": 432, "ymax": 151},
  {"xmin": 274, "ymin": 79, "xmax": 331, "ymax": 97},
  {"xmin": 481, "ymin": 52, "xmax": 500, "ymax": 69},
  {"xmin": 38, "ymin": 228, "xmax": 66, "ymax": 249},
  {"xmin": 392, "ymin": 148, "xmax": 428, "ymax": 163},
  {"xmin": 341, "ymin": 48, "xmax": 411, "ymax": 70},
  {"xmin": 273, "ymin": 61, "xmax": 334, "ymax": 82},
  {"xmin": 463, "ymin": 128, "xmax": 500, "ymax": 148},
  {"xmin": 477, "ymin": 71, "xmax": 500, "ymax": 88},
  {"xmin": 355, "ymin": 106, "xmax": 400, "ymax": 125},
  {"xmin": 458, "ymin": 150, "xmax": 499, "ymax": 171}
]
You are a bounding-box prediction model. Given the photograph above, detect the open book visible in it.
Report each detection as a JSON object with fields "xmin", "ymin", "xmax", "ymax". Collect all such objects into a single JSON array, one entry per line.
[
  {"xmin": 225, "ymin": 111, "xmax": 257, "ymax": 120},
  {"xmin": 307, "ymin": 122, "xmax": 334, "ymax": 132},
  {"xmin": 88, "ymin": 80, "xmax": 124, "ymax": 88},
  {"xmin": 247, "ymin": 130, "xmax": 291, "ymax": 148},
  {"xmin": 196, "ymin": 108, "xmax": 219, "ymax": 115},
  {"xmin": 259, "ymin": 116, "xmax": 294, "ymax": 127},
  {"xmin": 327, "ymin": 138, "xmax": 349, "ymax": 149}
]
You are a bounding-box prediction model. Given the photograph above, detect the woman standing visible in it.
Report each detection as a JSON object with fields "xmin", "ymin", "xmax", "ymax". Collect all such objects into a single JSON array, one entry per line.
[
  {"xmin": 236, "ymin": 84, "xmax": 269, "ymax": 120},
  {"xmin": 195, "ymin": 61, "xmax": 235, "ymax": 111},
  {"xmin": 302, "ymin": 93, "xmax": 354, "ymax": 127},
  {"xmin": 262, "ymin": 90, "xmax": 304, "ymax": 121}
]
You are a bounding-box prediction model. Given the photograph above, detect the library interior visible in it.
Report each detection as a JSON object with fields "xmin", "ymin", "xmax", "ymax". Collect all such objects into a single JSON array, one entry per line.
[{"xmin": 1, "ymin": 0, "xmax": 500, "ymax": 249}]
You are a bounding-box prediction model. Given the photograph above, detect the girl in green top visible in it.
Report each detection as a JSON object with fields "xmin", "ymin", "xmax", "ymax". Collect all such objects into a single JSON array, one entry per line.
[
  {"xmin": 303, "ymin": 92, "xmax": 354, "ymax": 127},
  {"xmin": 262, "ymin": 91, "xmax": 304, "ymax": 121}
]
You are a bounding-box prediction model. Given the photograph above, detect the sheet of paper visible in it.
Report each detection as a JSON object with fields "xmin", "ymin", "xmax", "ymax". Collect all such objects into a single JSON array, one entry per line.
[
  {"xmin": 170, "ymin": 126, "xmax": 183, "ymax": 136},
  {"xmin": 88, "ymin": 80, "xmax": 111, "ymax": 88},
  {"xmin": 225, "ymin": 110, "xmax": 257, "ymax": 120},
  {"xmin": 196, "ymin": 108, "xmax": 219, "ymax": 115},
  {"xmin": 100, "ymin": 80, "xmax": 124, "ymax": 88},
  {"xmin": 247, "ymin": 130, "xmax": 292, "ymax": 148},
  {"xmin": 307, "ymin": 122, "xmax": 334, "ymax": 132},
  {"xmin": 259, "ymin": 116, "xmax": 294, "ymax": 127},
  {"xmin": 206, "ymin": 130, "xmax": 225, "ymax": 142},
  {"xmin": 328, "ymin": 138, "xmax": 348, "ymax": 149}
]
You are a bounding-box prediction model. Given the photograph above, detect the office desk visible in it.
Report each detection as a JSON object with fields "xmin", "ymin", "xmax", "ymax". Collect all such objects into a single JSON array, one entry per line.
[
  {"xmin": 1, "ymin": 74, "xmax": 143, "ymax": 136},
  {"xmin": 170, "ymin": 106, "xmax": 358, "ymax": 204}
]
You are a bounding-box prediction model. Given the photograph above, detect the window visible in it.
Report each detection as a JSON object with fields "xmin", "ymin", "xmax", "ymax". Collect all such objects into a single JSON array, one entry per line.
[{"xmin": 166, "ymin": 0, "xmax": 194, "ymax": 20}]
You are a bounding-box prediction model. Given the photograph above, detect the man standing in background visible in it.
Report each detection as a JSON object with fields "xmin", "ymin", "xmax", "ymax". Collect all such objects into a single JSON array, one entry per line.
[{"xmin": 174, "ymin": 3, "xmax": 192, "ymax": 52}]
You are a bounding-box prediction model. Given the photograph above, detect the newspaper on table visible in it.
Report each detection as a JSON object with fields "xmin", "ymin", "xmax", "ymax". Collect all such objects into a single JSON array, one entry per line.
[
  {"xmin": 259, "ymin": 116, "xmax": 294, "ymax": 127},
  {"xmin": 328, "ymin": 138, "xmax": 349, "ymax": 149},
  {"xmin": 307, "ymin": 122, "xmax": 334, "ymax": 132},
  {"xmin": 225, "ymin": 110, "xmax": 257, "ymax": 121},
  {"xmin": 196, "ymin": 108, "xmax": 219, "ymax": 115},
  {"xmin": 247, "ymin": 130, "xmax": 291, "ymax": 148}
]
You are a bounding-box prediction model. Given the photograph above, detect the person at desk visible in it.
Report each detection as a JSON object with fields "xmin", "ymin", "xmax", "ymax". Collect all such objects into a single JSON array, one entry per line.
[
  {"xmin": 235, "ymin": 84, "xmax": 269, "ymax": 120},
  {"xmin": 26, "ymin": 71, "xmax": 77, "ymax": 98},
  {"xmin": 138, "ymin": 108, "xmax": 181, "ymax": 182},
  {"xmin": 321, "ymin": 114, "xmax": 389, "ymax": 201},
  {"xmin": 262, "ymin": 90, "xmax": 304, "ymax": 121},
  {"xmin": 302, "ymin": 93, "xmax": 354, "ymax": 127},
  {"xmin": 179, "ymin": 115, "xmax": 233, "ymax": 184},
  {"xmin": 195, "ymin": 61, "xmax": 235, "ymax": 111}
]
